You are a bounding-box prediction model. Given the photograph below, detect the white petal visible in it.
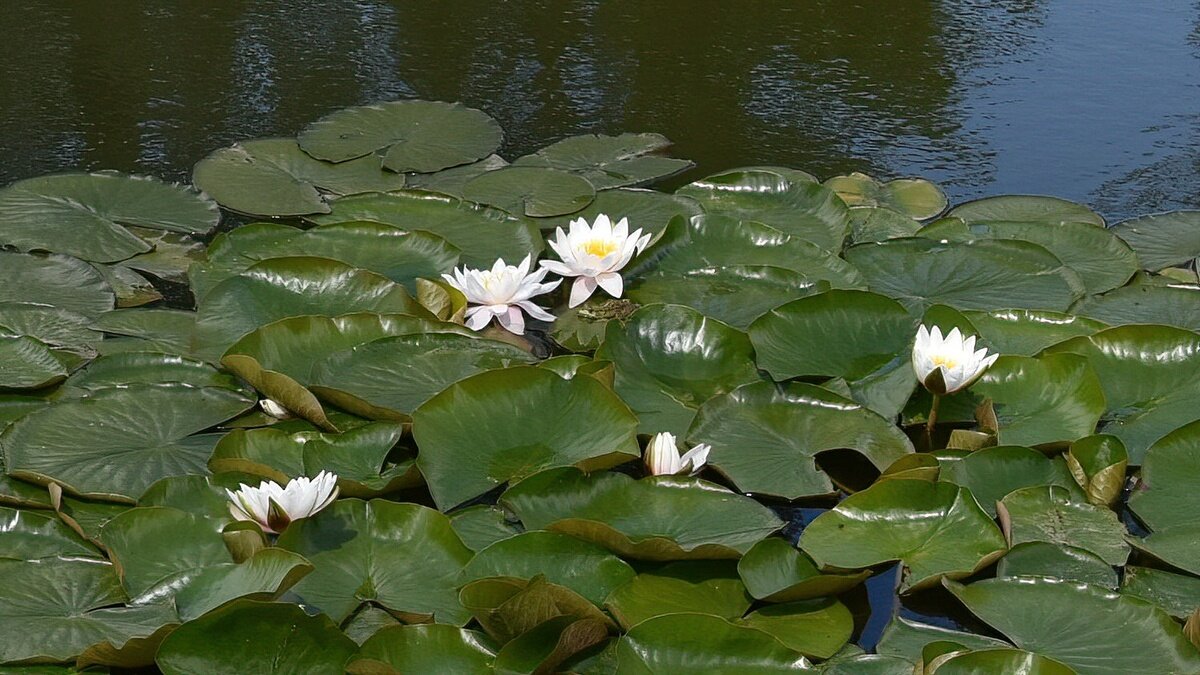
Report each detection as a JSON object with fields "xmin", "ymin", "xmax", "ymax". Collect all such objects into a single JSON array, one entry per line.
[
  {"xmin": 595, "ymin": 272, "xmax": 624, "ymax": 299},
  {"xmin": 539, "ymin": 259, "xmax": 576, "ymax": 277},
  {"xmin": 496, "ymin": 306, "xmax": 526, "ymax": 335},
  {"xmin": 680, "ymin": 443, "xmax": 711, "ymax": 473},
  {"xmin": 569, "ymin": 277, "xmax": 598, "ymax": 308},
  {"xmin": 465, "ymin": 307, "xmax": 493, "ymax": 331},
  {"xmin": 516, "ymin": 300, "xmax": 556, "ymax": 322}
]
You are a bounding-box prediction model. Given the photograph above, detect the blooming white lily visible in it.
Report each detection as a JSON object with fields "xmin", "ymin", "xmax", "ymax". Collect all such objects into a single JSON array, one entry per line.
[
  {"xmin": 644, "ymin": 432, "xmax": 712, "ymax": 476},
  {"xmin": 442, "ymin": 255, "xmax": 560, "ymax": 335},
  {"xmin": 225, "ymin": 471, "xmax": 339, "ymax": 534},
  {"xmin": 540, "ymin": 214, "xmax": 651, "ymax": 307},
  {"xmin": 912, "ymin": 324, "xmax": 999, "ymax": 395}
]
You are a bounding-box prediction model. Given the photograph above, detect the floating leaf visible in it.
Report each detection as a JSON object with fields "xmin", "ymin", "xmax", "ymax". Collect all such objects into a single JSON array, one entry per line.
[
  {"xmin": 298, "ymin": 100, "xmax": 503, "ymax": 173},
  {"xmin": 1122, "ymin": 566, "xmax": 1200, "ymax": 619},
  {"xmin": 971, "ymin": 353, "xmax": 1105, "ymax": 448},
  {"xmin": 960, "ymin": 309, "xmax": 1104, "ymax": 357},
  {"xmin": 64, "ymin": 352, "xmax": 246, "ymax": 395},
  {"xmin": 1109, "ymin": 210, "xmax": 1200, "ymax": 271},
  {"xmin": 462, "ymin": 166, "xmax": 595, "ymax": 217},
  {"xmin": 1128, "ymin": 420, "xmax": 1200, "ymax": 531},
  {"xmin": 0, "ymin": 251, "xmax": 114, "ymax": 319},
  {"xmin": 848, "ymin": 206, "xmax": 923, "ymax": 243},
  {"xmin": 689, "ymin": 381, "xmax": 913, "ymax": 500},
  {"xmin": 737, "ymin": 537, "xmax": 869, "ymax": 602},
  {"xmin": 876, "ymin": 615, "xmax": 1010, "ymax": 663},
  {"xmin": 458, "ymin": 575, "xmax": 612, "ymax": 645},
  {"xmin": 613, "ymin": 613, "xmax": 812, "ymax": 672},
  {"xmin": 0, "ymin": 336, "xmax": 68, "ymax": 390},
  {"xmin": 630, "ymin": 266, "xmax": 827, "ymax": 330},
  {"xmin": 0, "ymin": 505, "xmax": 101, "ymax": 561},
  {"xmin": 450, "ymin": 505, "xmax": 522, "ymax": 553},
  {"xmin": 824, "ymin": 173, "xmax": 947, "ymax": 220},
  {"xmin": 94, "ymin": 262, "xmax": 162, "ymax": 308},
  {"xmin": 0, "ymin": 302, "xmax": 100, "ymax": 357},
  {"xmin": 412, "ymin": 366, "xmax": 640, "ymax": 510},
  {"xmin": 348, "ymin": 624, "xmax": 496, "ymax": 674},
  {"xmin": 1130, "ymin": 525, "xmax": 1200, "ymax": 576},
  {"xmin": 492, "ymin": 615, "xmax": 608, "ymax": 675},
  {"xmin": 948, "ymin": 195, "xmax": 1104, "ymax": 226},
  {"xmin": 0, "ymin": 172, "xmax": 218, "ymax": 263},
  {"xmin": 738, "ymin": 598, "xmax": 853, "ymax": 660},
  {"xmin": 799, "ymin": 479, "xmax": 1006, "ymax": 591},
  {"xmin": 501, "ymin": 468, "xmax": 783, "ymax": 560},
  {"xmin": 513, "ymin": 132, "xmax": 693, "ymax": 189},
  {"xmin": 538, "ymin": 188, "xmax": 702, "ymax": 243},
  {"xmin": 277, "ymin": 499, "xmax": 473, "ymax": 624},
  {"xmin": 997, "ymin": 541, "xmax": 1118, "ymax": 589},
  {"xmin": 604, "ymin": 561, "xmax": 751, "ymax": 629},
  {"xmin": 1078, "ymin": 283, "xmax": 1200, "ymax": 332},
  {"xmin": 997, "ymin": 486, "xmax": 1129, "ymax": 566},
  {"xmin": 192, "ymin": 138, "xmax": 406, "ymax": 216},
  {"xmin": 93, "ymin": 308, "xmax": 196, "ymax": 356},
  {"xmin": 937, "ymin": 445, "xmax": 1084, "ymax": 518},
  {"xmin": 405, "ymin": 154, "xmax": 509, "ymax": 197},
  {"xmin": 1064, "ymin": 434, "xmax": 1127, "ymax": 508},
  {"xmin": 929, "ymin": 649, "xmax": 1075, "ymax": 675}
]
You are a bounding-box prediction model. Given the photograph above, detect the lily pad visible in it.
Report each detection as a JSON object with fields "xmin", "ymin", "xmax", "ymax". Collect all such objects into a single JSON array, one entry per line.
[
  {"xmin": 0, "ymin": 557, "xmax": 176, "ymax": 665},
  {"xmin": 277, "ymin": 499, "xmax": 473, "ymax": 624},
  {"xmin": 676, "ymin": 169, "xmax": 851, "ymax": 251},
  {"xmin": 844, "ymin": 238, "xmax": 1086, "ymax": 312},
  {"xmin": 737, "ymin": 537, "xmax": 870, "ymax": 602},
  {"xmin": 1064, "ymin": 434, "xmax": 1127, "ymax": 508},
  {"xmin": 1129, "ymin": 525, "xmax": 1200, "ymax": 576},
  {"xmin": 876, "ymin": 615, "xmax": 1010, "ymax": 662},
  {"xmin": 688, "ymin": 381, "xmax": 913, "ymax": 500},
  {"xmin": 1078, "ymin": 283, "xmax": 1200, "ymax": 332},
  {"xmin": 537, "ymin": 188, "xmax": 702, "ymax": 242},
  {"xmin": 799, "ymin": 479, "xmax": 1007, "ymax": 591},
  {"xmin": 513, "ymin": 132, "xmax": 693, "ymax": 189},
  {"xmin": 306, "ymin": 190, "xmax": 542, "ymax": 268},
  {"xmin": 93, "ymin": 262, "xmax": 162, "ymax": 308},
  {"xmin": 848, "ymin": 206, "xmax": 923, "ymax": 243},
  {"xmin": 1, "ymin": 384, "xmax": 253, "ymax": 502},
  {"xmin": 0, "ymin": 505, "xmax": 101, "ymax": 561},
  {"xmin": 1122, "ymin": 566, "xmax": 1200, "ymax": 619},
  {"xmin": 960, "ymin": 309, "xmax": 1104, "ymax": 357},
  {"xmin": 0, "ymin": 251, "xmax": 115, "ymax": 319},
  {"xmin": 947, "ymin": 576, "xmax": 1200, "ymax": 675},
  {"xmin": 458, "ymin": 575, "xmax": 612, "ymax": 644},
  {"xmin": 997, "ymin": 486, "xmax": 1129, "ymax": 566},
  {"xmin": 348, "ymin": 624, "xmax": 496, "ymax": 674},
  {"xmin": 193, "ymin": 257, "xmax": 426, "ymax": 362},
  {"xmin": 1128, "ymin": 420, "xmax": 1200, "ymax": 531},
  {"xmin": 947, "ymin": 195, "xmax": 1104, "ymax": 226},
  {"xmin": 604, "ymin": 561, "xmax": 751, "ymax": 630},
  {"xmin": 1108, "ymin": 210, "xmax": 1200, "ymax": 271},
  {"xmin": 971, "ymin": 353, "xmax": 1105, "ymax": 448},
  {"xmin": 310, "ymin": 333, "xmax": 537, "ymax": 421},
  {"xmin": 411, "ymin": 366, "xmax": 640, "ymax": 510},
  {"xmin": 629, "ymin": 265, "xmax": 827, "ymax": 330},
  {"xmin": 405, "ymin": 153, "xmax": 509, "ymax": 197},
  {"xmin": 824, "ymin": 173, "xmax": 947, "ymax": 220},
  {"xmin": 930, "ymin": 649, "xmax": 1075, "ymax": 675},
  {"xmin": 462, "ymin": 166, "xmax": 595, "ymax": 217},
  {"xmin": 595, "ymin": 304, "xmax": 759, "ymax": 436},
  {"xmin": 739, "ymin": 598, "xmax": 854, "ymax": 660},
  {"xmin": 0, "ymin": 336, "xmax": 68, "ymax": 390},
  {"xmin": 298, "ymin": 100, "xmax": 503, "ymax": 173},
  {"xmin": 0, "ymin": 172, "xmax": 218, "ymax": 263},
  {"xmin": 0, "ymin": 303, "xmax": 101, "ymax": 357},
  {"xmin": 63, "ymin": 352, "xmax": 246, "ymax": 394},
  {"xmin": 192, "ymin": 138, "xmax": 406, "ymax": 216},
  {"xmin": 93, "ymin": 308, "xmax": 196, "ymax": 356},
  {"xmin": 613, "ymin": 613, "xmax": 812, "ymax": 672},
  {"xmin": 500, "ymin": 468, "xmax": 783, "ymax": 560},
  {"xmin": 156, "ymin": 599, "xmax": 356, "ymax": 675},
  {"xmin": 996, "ymin": 541, "xmax": 1118, "ymax": 589},
  {"xmin": 937, "ymin": 445, "xmax": 1084, "ymax": 518},
  {"xmin": 450, "ymin": 505, "xmax": 522, "ymax": 553}
]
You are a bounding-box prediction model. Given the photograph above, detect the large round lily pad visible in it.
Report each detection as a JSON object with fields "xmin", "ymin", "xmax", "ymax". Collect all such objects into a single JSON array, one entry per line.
[
  {"xmin": 613, "ymin": 613, "xmax": 812, "ymax": 672},
  {"xmin": 997, "ymin": 541, "xmax": 1118, "ymax": 589},
  {"xmin": 1077, "ymin": 283, "xmax": 1200, "ymax": 332},
  {"xmin": 799, "ymin": 479, "xmax": 1007, "ymax": 591},
  {"xmin": 595, "ymin": 304, "xmax": 760, "ymax": 436},
  {"xmin": 947, "ymin": 195, "xmax": 1104, "ymax": 226},
  {"xmin": 737, "ymin": 537, "xmax": 869, "ymax": 602},
  {"xmin": 349, "ymin": 624, "xmax": 496, "ymax": 674},
  {"xmin": 305, "ymin": 190, "xmax": 542, "ymax": 268},
  {"xmin": 462, "ymin": 166, "xmax": 595, "ymax": 217},
  {"xmin": 0, "ymin": 172, "xmax": 218, "ymax": 263},
  {"xmin": 298, "ymin": 100, "xmax": 503, "ymax": 173},
  {"xmin": 1, "ymin": 383, "xmax": 253, "ymax": 502},
  {"xmin": 1108, "ymin": 210, "xmax": 1200, "ymax": 271},
  {"xmin": 937, "ymin": 445, "xmax": 1083, "ymax": 518},
  {"xmin": 500, "ymin": 468, "xmax": 783, "ymax": 560},
  {"xmin": 688, "ymin": 381, "xmax": 913, "ymax": 500},
  {"xmin": 971, "ymin": 353, "xmax": 1105, "ymax": 448},
  {"xmin": 411, "ymin": 366, "xmax": 640, "ymax": 511},
  {"xmin": 947, "ymin": 577, "xmax": 1200, "ymax": 675},
  {"xmin": 997, "ymin": 486, "xmax": 1129, "ymax": 566},
  {"xmin": 0, "ymin": 302, "xmax": 101, "ymax": 357},
  {"xmin": 676, "ymin": 169, "xmax": 851, "ymax": 251},
  {"xmin": 629, "ymin": 265, "xmax": 826, "ymax": 329},
  {"xmin": 738, "ymin": 598, "xmax": 854, "ymax": 660},
  {"xmin": 604, "ymin": 561, "xmax": 751, "ymax": 629},
  {"xmin": 960, "ymin": 309, "xmax": 1104, "ymax": 356},
  {"xmin": 277, "ymin": 499, "xmax": 473, "ymax": 624},
  {"xmin": 0, "ymin": 251, "xmax": 115, "ymax": 319},
  {"xmin": 192, "ymin": 138, "xmax": 407, "ymax": 217},
  {"xmin": 844, "ymin": 238, "xmax": 1085, "ymax": 312},
  {"xmin": 513, "ymin": 132, "xmax": 694, "ymax": 189},
  {"xmin": 1128, "ymin": 419, "xmax": 1200, "ymax": 531},
  {"xmin": 824, "ymin": 173, "xmax": 947, "ymax": 220},
  {"xmin": 0, "ymin": 505, "xmax": 101, "ymax": 561},
  {"xmin": 0, "ymin": 336, "xmax": 68, "ymax": 390}
]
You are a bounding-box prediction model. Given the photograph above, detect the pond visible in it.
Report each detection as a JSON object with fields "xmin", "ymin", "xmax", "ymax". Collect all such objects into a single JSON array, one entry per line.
[{"xmin": 2, "ymin": 0, "xmax": 1198, "ymax": 221}]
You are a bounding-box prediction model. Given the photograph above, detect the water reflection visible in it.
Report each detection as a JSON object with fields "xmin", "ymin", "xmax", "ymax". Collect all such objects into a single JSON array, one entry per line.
[{"xmin": 0, "ymin": 1, "xmax": 1197, "ymax": 220}]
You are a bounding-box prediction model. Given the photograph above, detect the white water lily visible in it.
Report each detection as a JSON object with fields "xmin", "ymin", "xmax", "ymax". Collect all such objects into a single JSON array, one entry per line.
[
  {"xmin": 442, "ymin": 255, "xmax": 560, "ymax": 335},
  {"xmin": 912, "ymin": 325, "xmax": 998, "ymax": 395},
  {"xmin": 540, "ymin": 214, "xmax": 651, "ymax": 307},
  {"xmin": 225, "ymin": 471, "xmax": 339, "ymax": 534},
  {"xmin": 259, "ymin": 398, "xmax": 293, "ymax": 420},
  {"xmin": 644, "ymin": 432, "xmax": 711, "ymax": 476}
]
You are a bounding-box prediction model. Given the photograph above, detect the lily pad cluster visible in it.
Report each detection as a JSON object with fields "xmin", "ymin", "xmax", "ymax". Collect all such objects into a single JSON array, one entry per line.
[{"xmin": 1, "ymin": 99, "xmax": 1199, "ymax": 674}]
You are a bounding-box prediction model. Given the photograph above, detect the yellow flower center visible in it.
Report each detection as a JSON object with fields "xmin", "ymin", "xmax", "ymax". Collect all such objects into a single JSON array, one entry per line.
[
  {"xmin": 931, "ymin": 354, "xmax": 958, "ymax": 370},
  {"xmin": 582, "ymin": 238, "xmax": 618, "ymax": 258}
]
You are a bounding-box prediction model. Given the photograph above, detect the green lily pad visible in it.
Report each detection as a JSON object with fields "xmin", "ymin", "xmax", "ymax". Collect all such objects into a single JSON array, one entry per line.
[
  {"xmin": 738, "ymin": 598, "xmax": 853, "ymax": 660},
  {"xmin": 1064, "ymin": 434, "xmax": 1127, "ymax": 508},
  {"xmin": 156, "ymin": 599, "xmax": 356, "ymax": 675},
  {"xmin": 997, "ymin": 486, "xmax": 1129, "ymax": 566},
  {"xmin": 819, "ymin": 653, "xmax": 915, "ymax": 675},
  {"xmin": 1, "ymin": 384, "xmax": 253, "ymax": 502},
  {"xmin": 948, "ymin": 195, "xmax": 1104, "ymax": 226},
  {"xmin": 844, "ymin": 238, "xmax": 1085, "ymax": 312},
  {"xmin": 848, "ymin": 206, "xmax": 924, "ymax": 245},
  {"xmin": 930, "ymin": 649, "xmax": 1075, "ymax": 675},
  {"xmin": 0, "ymin": 172, "xmax": 218, "ymax": 263},
  {"xmin": 191, "ymin": 221, "xmax": 460, "ymax": 299},
  {"xmin": 947, "ymin": 576, "xmax": 1200, "ymax": 675},
  {"xmin": 277, "ymin": 499, "xmax": 473, "ymax": 624},
  {"xmin": 1077, "ymin": 284, "xmax": 1200, "ymax": 332},
  {"xmin": 0, "ymin": 336, "xmax": 68, "ymax": 390},
  {"xmin": 997, "ymin": 541, "xmax": 1118, "ymax": 589},
  {"xmin": 595, "ymin": 304, "xmax": 759, "ymax": 436},
  {"xmin": 513, "ymin": 132, "xmax": 693, "ymax": 189},
  {"xmin": 737, "ymin": 537, "xmax": 870, "ymax": 602},
  {"xmin": 960, "ymin": 309, "xmax": 1105, "ymax": 357},
  {"xmin": 411, "ymin": 366, "xmax": 640, "ymax": 510},
  {"xmin": 93, "ymin": 261, "xmax": 162, "ymax": 308},
  {"xmin": 310, "ymin": 333, "xmax": 537, "ymax": 421},
  {"xmin": 604, "ymin": 561, "xmax": 751, "ymax": 629},
  {"xmin": 305, "ymin": 190, "xmax": 542, "ymax": 268},
  {"xmin": 171, "ymin": 547, "xmax": 314, "ymax": 622},
  {"xmin": 876, "ymin": 615, "xmax": 1010, "ymax": 663},
  {"xmin": 348, "ymin": 624, "xmax": 496, "ymax": 674},
  {"xmin": 450, "ymin": 505, "xmax": 522, "ymax": 553},
  {"xmin": 1108, "ymin": 210, "xmax": 1200, "ymax": 271},
  {"xmin": 971, "ymin": 353, "xmax": 1105, "ymax": 448},
  {"xmin": 491, "ymin": 615, "xmax": 608, "ymax": 675},
  {"xmin": 192, "ymin": 138, "xmax": 407, "ymax": 216},
  {"xmin": 459, "ymin": 531, "xmax": 636, "ymax": 607},
  {"xmin": 63, "ymin": 352, "xmax": 246, "ymax": 395},
  {"xmin": 193, "ymin": 256, "xmax": 426, "ymax": 362},
  {"xmin": 613, "ymin": 613, "xmax": 812, "ymax": 673},
  {"xmin": 0, "ymin": 303, "xmax": 101, "ymax": 357},
  {"xmin": 799, "ymin": 479, "xmax": 1007, "ymax": 591},
  {"xmin": 676, "ymin": 169, "xmax": 851, "ymax": 251},
  {"xmin": 1129, "ymin": 525, "xmax": 1200, "ymax": 576},
  {"xmin": 500, "ymin": 468, "xmax": 783, "ymax": 560},
  {"xmin": 462, "ymin": 166, "xmax": 595, "ymax": 217},
  {"xmin": 405, "ymin": 154, "xmax": 509, "ymax": 197},
  {"xmin": 937, "ymin": 445, "xmax": 1084, "ymax": 518},
  {"xmin": 688, "ymin": 381, "xmax": 913, "ymax": 500},
  {"xmin": 1045, "ymin": 325, "xmax": 1200, "ymax": 463},
  {"xmin": 298, "ymin": 100, "xmax": 503, "ymax": 173},
  {"xmin": 824, "ymin": 173, "xmax": 947, "ymax": 220},
  {"xmin": 0, "ymin": 505, "xmax": 101, "ymax": 561},
  {"xmin": 0, "ymin": 557, "xmax": 176, "ymax": 665},
  {"xmin": 1129, "ymin": 420, "xmax": 1200, "ymax": 531},
  {"xmin": 0, "ymin": 251, "xmax": 114, "ymax": 319},
  {"xmin": 629, "ymin": 265, "xmax": 827, "ymax": 330},
  {"xmin": 1122, "ymin": 566, "xmax": 1200, "ymax": 619},
  {"xmin": 122, "ymin": 229, "xmax": 205, "ymax": 283},
  {"xmin": 458, "ymin": 575, "xmax": 612, "ymax": 645},
  {"xmin": 93, "ymin": 308, "xmax": 196, "ymax": 356},
  {"xmin": 537, "ymin": 188, "xmax": 702, "ymax": 243}
]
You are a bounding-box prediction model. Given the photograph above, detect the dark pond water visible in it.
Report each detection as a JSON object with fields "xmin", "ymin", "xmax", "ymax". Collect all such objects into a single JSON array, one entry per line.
[{"xmin": 2, "ymin": 1, "xmax": 1199, "ymax": 221}]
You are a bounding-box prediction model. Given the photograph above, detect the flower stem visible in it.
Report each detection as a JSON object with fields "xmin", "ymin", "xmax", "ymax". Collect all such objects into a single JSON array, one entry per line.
[{"xmin": 926, "ymin": 394, "xmax": 942, "ymax": 439}]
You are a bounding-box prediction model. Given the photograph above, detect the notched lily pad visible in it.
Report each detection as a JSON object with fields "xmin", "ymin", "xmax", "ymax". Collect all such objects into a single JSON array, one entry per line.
[
  {"xmin": 462, "ymin": 166, "xmax": 596, "ymax": 217},
  {"xmin": 514, "ymin": 132, "xmax": 694, "ymax": 189}
]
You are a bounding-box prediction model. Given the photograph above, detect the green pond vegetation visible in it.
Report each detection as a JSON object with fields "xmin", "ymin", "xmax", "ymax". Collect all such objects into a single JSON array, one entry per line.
[{"xmin": 1, "ymin": 99, "xmax": 1200, "ymax": 674}]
